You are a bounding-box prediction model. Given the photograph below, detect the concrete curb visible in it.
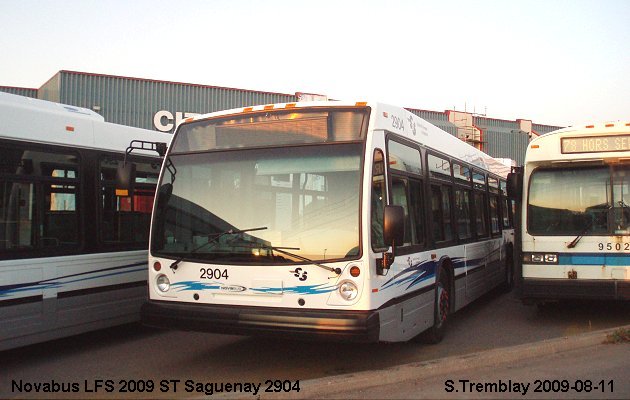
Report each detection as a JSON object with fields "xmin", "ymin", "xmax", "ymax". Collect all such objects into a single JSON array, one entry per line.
[{"xmin": 265, "ymin": 324, "xmax": 630, "ymax": 399}]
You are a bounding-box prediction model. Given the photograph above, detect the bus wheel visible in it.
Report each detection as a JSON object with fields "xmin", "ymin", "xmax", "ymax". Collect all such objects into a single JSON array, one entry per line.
[{"xmin": 423, "ymin": 269, "xmax": 450, "ymax": 344}]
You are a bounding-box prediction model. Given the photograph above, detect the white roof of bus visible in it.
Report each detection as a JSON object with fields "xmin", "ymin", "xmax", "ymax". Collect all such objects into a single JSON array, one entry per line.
[
  {"xmin": 185, "ymin": 100, "xmax": 512, "ymax": 178},
  {"xmin": 525, "ymin": 120, "xmax": 630, "ymax": 163},
  {"xmin": 0, "ymin": 91, "xmax": 171, "ymax": 154}
]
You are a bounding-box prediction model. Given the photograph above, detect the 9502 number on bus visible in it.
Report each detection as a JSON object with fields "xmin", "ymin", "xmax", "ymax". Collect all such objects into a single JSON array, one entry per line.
[{"xmin": 597, "ymin": 242, "xmax": 630, "ymax": 251}]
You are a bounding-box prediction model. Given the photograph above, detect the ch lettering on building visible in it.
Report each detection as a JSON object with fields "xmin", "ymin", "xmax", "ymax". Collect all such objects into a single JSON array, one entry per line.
[{"xmin": 153, "ymin": 110, "xmax": 200, "ymax": 133}]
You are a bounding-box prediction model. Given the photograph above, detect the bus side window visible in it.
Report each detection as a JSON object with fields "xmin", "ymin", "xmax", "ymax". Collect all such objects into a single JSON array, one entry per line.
[
  {"xmin": 371, "ymin": 149, "xmax": 387, "ymax": 251},
  {"xmin": 489, "ymin": 195, "xmax": 500, "ymax": 235},
  {"xmin": 431, "ymin": 185, "xmax": 454, "ymax": 243},
  {"xmin": 474, "ymin": 192, "xmax": 489, "ymax": 237},
  {"xmin": 455, "ymin": 188, "xmax": 473, "ymax": 240},
  {"xmin": 391, "ymin": 177, "xmax": 412, "ymax": 246}
]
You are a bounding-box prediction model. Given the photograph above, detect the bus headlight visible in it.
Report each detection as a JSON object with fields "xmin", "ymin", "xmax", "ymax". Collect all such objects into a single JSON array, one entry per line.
[
  {"xmin": 156, "ymin": 274, "xmax": 170, "ymax": 292},
  {"xmin": 523, "ymin": 252, "xmax": 559, "ymax": 265},
  {"xmin": 339, "ymin": 281, "xmax": 358, "ymax": 301}
]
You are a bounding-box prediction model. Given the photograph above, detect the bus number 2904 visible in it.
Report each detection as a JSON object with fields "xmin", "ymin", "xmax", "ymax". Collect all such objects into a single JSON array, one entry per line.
[{"xmin": 200, "ymin": 268, "xmax": 229, "ymax": 279}]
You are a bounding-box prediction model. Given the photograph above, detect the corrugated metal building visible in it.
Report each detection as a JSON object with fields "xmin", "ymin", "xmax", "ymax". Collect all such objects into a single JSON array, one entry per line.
[
  {"xmin": 0, "ymin": 85, "xmax": 37, "ymax": 98},
  {"xmin": 2, "ymin": 70, "xmax": 563, "ymax": 165}
]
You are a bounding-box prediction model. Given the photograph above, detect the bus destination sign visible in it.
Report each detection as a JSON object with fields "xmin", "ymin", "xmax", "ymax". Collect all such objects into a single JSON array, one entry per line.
[{"xmin": 561, "ymin": 134, "xmax": 630, "ymax": 154}]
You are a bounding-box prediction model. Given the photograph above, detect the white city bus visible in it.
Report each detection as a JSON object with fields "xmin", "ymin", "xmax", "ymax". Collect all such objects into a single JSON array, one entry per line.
[
  {"xmin": 512, "ymin": 121, "xmax": 630, "ymax": 303},
  {"xmin": 140, "ymin": 101, "xmax": 514, "ymax": 343},
  {"xmin": 0, "ymin": 92, "xmax": 171, "ymax": 351}
]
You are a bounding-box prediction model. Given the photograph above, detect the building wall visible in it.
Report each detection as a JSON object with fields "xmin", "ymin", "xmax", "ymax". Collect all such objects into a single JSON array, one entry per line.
[
  {"xmin": 1, "ymin": 70, "xmax": 565, "ymax": 164},
  {"xmin": 0, "ymin": 86, "xmax": 37, "ymax": 98},
  {"xmin": 44, "ymin": 71, "xmax": 297, "ymax": 133}
]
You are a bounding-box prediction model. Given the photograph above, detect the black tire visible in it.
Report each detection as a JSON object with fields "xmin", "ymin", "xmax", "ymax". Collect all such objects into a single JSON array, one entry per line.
[{"xmin": 423, "ymin": 268, "xmax": 450, "ymax": 344}]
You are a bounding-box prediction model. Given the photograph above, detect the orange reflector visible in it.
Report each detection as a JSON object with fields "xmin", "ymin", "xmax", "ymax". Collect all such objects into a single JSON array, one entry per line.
[
  {"xmin": 626, "ymin": 123, "xmax": 630, "ymax": 126},
  {"xmin": 605, "ymin": 123, "xmax": 614, "ymax": 127},
  {"xmin": 586, "ymin": 125, "xmax": 595, "ymax": 128},
  {"xmin": 185, "ymin": 117, "xmax": 194, "ymax": 123},
  {"xmin": 153, "ymin": 261, "xmax": 162, "ymax": 272},
  {"xmin": 285, "ymin": 103, "xmax": 296, "ymax": 108},
  {"xmin": 264, "ymin": 104, "xmax": 274, "ymax": 110},
  {"xmin": 355, "ymin": 102, "xmax": 368, "ymax": 106},
  {"xmin": 115, "ymin": 189, "xmax": 129, "ymax": 197},
  {"xmin": 531, "ymin": 144, "xmax": 540, "ymax": 149},
  {"xmin": 66, "ymin": 126, "xmax": 74, "ymax": 132},
  {"xmin": 350, "ymin": 266, "xmax": 361, "ymax": 277},
  {"xmin": 243, "ymin": 107, "xmax": 254, "ymax": 112}
]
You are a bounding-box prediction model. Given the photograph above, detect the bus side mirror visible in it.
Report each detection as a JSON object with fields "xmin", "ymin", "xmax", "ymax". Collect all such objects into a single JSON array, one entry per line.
[
  {"xmin": 507, "ymin": 170, "xmax": 522, "ymax": 201},
  {"xmin": 115, "ymin": 162, "xmax": 136, "ymax": 195},
  {"xmin": 379, "ymin": 205, "xmax": 404, "ymax": 273}
]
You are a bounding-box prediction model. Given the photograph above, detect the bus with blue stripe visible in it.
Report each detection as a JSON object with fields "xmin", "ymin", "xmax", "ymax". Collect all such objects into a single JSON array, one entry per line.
[
  {"xmin": 139, "ymin": 101, "xmax": 514, "ymax": 343},
  {"xmin": 0, "ymin": 92, "xmax": 170, "ymax": 350},
  {"xmin": 514, "ymin": 121, "xmax": 630, "ymax": 303}
]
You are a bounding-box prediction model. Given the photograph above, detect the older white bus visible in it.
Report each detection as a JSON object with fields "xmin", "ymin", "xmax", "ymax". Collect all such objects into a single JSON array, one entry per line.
[
  {"xmin": 511, "ymin": 121, "xmax": 630, "ymax": 304},
  {"xmin": 0, "ymin": 92, "xmax": 170, "ymax": 350},
  {"xmin": 140, "ymin": 101, "xmax": 514, "ymax": 343}
]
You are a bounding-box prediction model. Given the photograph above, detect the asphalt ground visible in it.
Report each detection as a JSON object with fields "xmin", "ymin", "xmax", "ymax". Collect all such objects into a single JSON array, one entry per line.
[{"xmin": 257, "ymin": 324, "xmax": 630, "ymax": 400}]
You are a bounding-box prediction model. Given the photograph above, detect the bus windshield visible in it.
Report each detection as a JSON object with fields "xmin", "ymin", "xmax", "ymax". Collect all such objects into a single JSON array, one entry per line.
[
  {"xmin": 151, "ymin": 143, "xmax": 363, "ymax": 264},
  {"xmin": 528, "ymin": 165, "xmax": 630, "ymax": 235}
]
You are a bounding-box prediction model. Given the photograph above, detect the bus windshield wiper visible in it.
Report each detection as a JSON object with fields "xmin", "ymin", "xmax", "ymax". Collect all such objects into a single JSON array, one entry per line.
[
  {"xmin": 567, "ymin": 220, "xmax": 593, "ymax": 249},
  {"xmin": 168, "ymin": 226, "xmax": 267, "ymax": 272},
  {"xmin": 263, "ymin": 246, "xmax": 342, "ymax": 275}
]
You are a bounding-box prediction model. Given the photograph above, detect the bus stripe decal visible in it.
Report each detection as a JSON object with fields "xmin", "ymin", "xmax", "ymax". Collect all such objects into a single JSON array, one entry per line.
[
  {"xmin": 558, "ymin": 253, "xmax": 630, "ymax": 266},
  {"xmin": 0, "ymin": 262, "xmax": 147, "ymax": 299}
]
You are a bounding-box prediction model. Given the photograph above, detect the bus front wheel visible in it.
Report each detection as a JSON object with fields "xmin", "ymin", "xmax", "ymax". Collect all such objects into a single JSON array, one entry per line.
[{"xmin": 422, "ymin": 268, "xmax": 450, "ymax": 344}]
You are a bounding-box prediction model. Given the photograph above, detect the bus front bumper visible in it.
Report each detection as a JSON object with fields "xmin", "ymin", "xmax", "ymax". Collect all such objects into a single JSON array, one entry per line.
[
  {"xmin": 141, "ymin": 300, "xmax": 380, "ymax": 342},
  {"xmin": 522, "ymin": 278, "xmax": 630, "ymax": 301}
]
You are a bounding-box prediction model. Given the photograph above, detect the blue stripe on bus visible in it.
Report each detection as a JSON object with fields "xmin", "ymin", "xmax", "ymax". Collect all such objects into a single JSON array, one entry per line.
[
  {"xmin": 0, "ymin": 262, "xmax": 147, "ymax": 298},
  {"xmin": 558, "ymin": 253, "xmax": 630, "ymax": 266}
]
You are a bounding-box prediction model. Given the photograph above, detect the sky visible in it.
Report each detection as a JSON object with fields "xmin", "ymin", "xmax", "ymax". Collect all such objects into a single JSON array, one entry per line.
[{"xmin": 1, "ymin": 0, "xmax": 629, "ymax": 127}]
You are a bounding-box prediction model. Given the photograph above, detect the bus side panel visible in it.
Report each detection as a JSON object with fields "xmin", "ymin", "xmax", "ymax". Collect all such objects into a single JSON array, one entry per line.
[
  {"xmin": 377, "ymin": 289, "xmax": 434, "ymax": 342},
  {"xmin": 0, "ymin": 251, "xmax": 147, "ymax": 351}
]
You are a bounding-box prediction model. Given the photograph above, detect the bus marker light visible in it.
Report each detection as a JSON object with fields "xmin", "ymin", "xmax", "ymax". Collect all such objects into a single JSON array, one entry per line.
[
  {"xmin": 605, "ymin": 123, "xmax": 614, "ymax": 128},
  {"xmin": 586, "ymin": 125, "xmax": 595, "ymax": 128},
  {"xmin": 531, "ymin": 144, "xmax": 540, "ymax": 149},
  {"xmin": 66, "ymin": 126, "xmax": 74, "ymax": 132},
  {"xmin": 372, "ymin": 288, "xmax": 379, "ymax": 293},
  {"xmin": 243, "ymin": 107, "xmax": 254, "ymax": 112},
  {"xmin": 115, "ymin": 189, "xmax": 129, "ymax": 197},
  {"xmin": 285, "ymin": 103, "xmax": 296, "ymax": 108},
  {"xmin": 355, "ymin": 102, "xmax": 368, "ymax": 106},
  {"xmin": 264, "ymin": 104, "xmax": 275, "ymax": 110},
  {"xmin": 350, "ymin": 266, "xmax": 361, "ymax": 277},
  {"xmin": 153, "ymin": 261, "xmax": 162, "ymax": 271}
]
